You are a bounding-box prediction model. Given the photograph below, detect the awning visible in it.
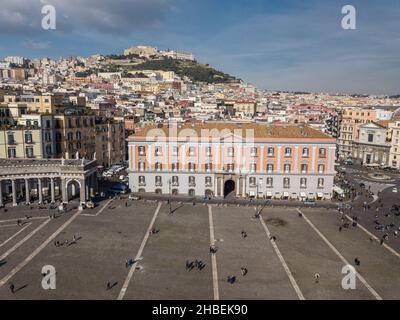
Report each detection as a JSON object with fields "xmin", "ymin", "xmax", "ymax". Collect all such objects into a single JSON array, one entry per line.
[
  {"xmin": 317, "ymin": 192, "xmax": 324, "ymax": 198},
  {"xmin": 266, "ymin": 191, "xmax": 273, "ymax": 197},
  {"xmin": 300, "ymin": 192, "xmax": 306, "ymax": 197},
  {"xmin": 291, "ymin": 193, "xmax": 297, "ymax": 199},
  {"xmin": 283, "ymin": 192, "xmax": 289, "ymax": 197},
  {"xmin": 249, "ymin": 191, "xmax": 255, "ymax": 196}
]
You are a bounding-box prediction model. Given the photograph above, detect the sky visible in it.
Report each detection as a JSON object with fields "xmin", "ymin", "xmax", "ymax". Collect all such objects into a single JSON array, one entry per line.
[{"xmin": 0, "ymin": 0, "xmax": 399, "ymax": 95}]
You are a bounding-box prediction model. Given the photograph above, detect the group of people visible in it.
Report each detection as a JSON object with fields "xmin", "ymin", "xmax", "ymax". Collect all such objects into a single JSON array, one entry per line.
[
  {"xmin": 54, "ymin": 235, "xmax": 78, "ymax": 247},
  {"xmin": 186, "ymin": 259, "xmax": 206, "ymax": 271}
]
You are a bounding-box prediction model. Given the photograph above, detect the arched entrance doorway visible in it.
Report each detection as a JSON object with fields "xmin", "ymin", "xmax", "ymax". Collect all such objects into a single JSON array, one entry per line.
[
  {"xmin": 224, "ymin": 180, "xmax": 235, "ymax": 198},
  {"xmin": 66, "ymin": 179, "xmax": 81, "ymax": 201}
]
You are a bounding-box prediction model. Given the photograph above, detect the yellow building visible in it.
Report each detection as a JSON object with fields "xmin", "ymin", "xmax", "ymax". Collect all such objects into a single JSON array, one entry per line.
[
  {"xmin": 0, "ymin": 126, "xmax": 43, "ymax": 159},
  {"xmin": 3, "ymin": 93, "xmax": 63, "ymax": 114},
  {"xmin": 338, "ymin": 107, "xmax": 377, "ymax": 159}
]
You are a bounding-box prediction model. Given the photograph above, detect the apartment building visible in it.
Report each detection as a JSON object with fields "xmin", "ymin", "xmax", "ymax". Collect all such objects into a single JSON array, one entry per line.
[
  {"xmin": 3, "ymin": 93, "xmax": 63, "ymax": 113},
  {"xmin": 54, "ymin": 111, "xmax": 96, "ymax": 160},
  {"xmin": 337, "ymin": 107, "xmax": 377, "ymax": 159},
  {"xmin": 95, "ymin": 118, "xmax": 126, "ymax": 168},
  {"xmin": 128, "ymin": 123, "xmax": 336, "ymax": 200}
]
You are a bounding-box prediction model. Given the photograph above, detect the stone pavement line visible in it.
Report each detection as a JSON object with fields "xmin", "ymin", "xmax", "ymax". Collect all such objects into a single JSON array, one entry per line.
[
  {"xmin": 0, "ymin": 223, "xmax": 32, "ymax": 248},
  {"xmin": 0, "ymin": 200, "xmax": 108, "ymax": 288},
  {"xmin": 0, "ymin": 224, "xmax": 24, "ymax": 228},
  {"xmin": 118, "ymin": 201, "xmax": 162, "ymax": 300},
  {"xmin": 297, "ymin": 208, "xmax": 383, "ymax": 300},
  {"xmin": 208, "ymin": 205, "xmax": 220, "ymax": 300},
  {"xmin": 344, "ymin": 214, "xmax": 400, "ymax": 259},
  {"xmin": 0, "ymin": 216, "xmax": 48, "ymax": 224},
  {"xmin": 0, "ymin": 219, "xmax": 51, "ymax": 261},
  {"xmin": 258, "ymin": 212, "xmax": 305, "ymax": 300}
]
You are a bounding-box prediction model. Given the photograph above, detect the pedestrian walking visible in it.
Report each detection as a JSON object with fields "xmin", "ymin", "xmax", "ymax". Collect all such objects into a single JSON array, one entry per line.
[
  {"xmin": 241, "ymin": 267, "xmax": 248, "ymax": 276},
  {"xmin": 9, "ymin": 283, "xmax": 15, "ymax": 294},
  {"xmin": 354, "ymin": 258, "xmax": 360, "ymax": 266},
  {"xmin": 314, "ymin": 273, "xmax": 320, "ymax": 283}
]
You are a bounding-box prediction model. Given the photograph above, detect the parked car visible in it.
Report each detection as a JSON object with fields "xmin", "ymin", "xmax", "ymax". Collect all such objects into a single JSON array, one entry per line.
[
  {"xmin": 303, "ymin": 199, "xmax": 316, "ymax": 206},
  {"xmin": 393, "ymin": 188, "xmax": 398, "ymax": 193},
  {"xmin": 129, "ymin": 194, "xmax": 141, "ymax": 200}
]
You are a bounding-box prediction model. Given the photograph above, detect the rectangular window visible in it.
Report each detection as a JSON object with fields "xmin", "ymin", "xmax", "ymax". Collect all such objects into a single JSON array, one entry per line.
[
  {"xmin": 25, "ymin": 132, "xmax": 33, "ymax": 144},
  {"xmin": 267, "ymin": 163, "xmax": 274, "ymax": 173},
  {"xmin": 172, "ymin": 176, "xmax": 179, "ymax": 186},
  {"xmin": 155, "ymin": 162, "xmax": 162, "ymax": 171},
  {"xmin": 249, "ymin": 177, "xmax": 256, "ymax": 187},
  {"xmin": 205, "ymin": 163, "xmax": 212, "ymax": 172},
  {"xmin": 7, "ymin": 133, "xmax": 15, "ymax": 145},
  {"xmin": 189, "ymin": 176, "xmax": 196, "ymax": 187},
  {"xmin": 172, "ymin": 162, "xmax": 179, "ymax": 171},
  {"xmin": 250, "ymin": 147, "xmax": 257, "ymax": 156},
  {"xmin": 155, "ymin": 146, "xmax": 162, "ymax": 156},
  {"xmin": 189, "ymin": 146, "xmax": 195, "ymax": 156},
  {"xmin": 228, "ymin": 147, "xmax": 234, "ymax": 157},
  {"xmin": 205, "ymin": 176, "xmax": 212, "ymax": 187},
  {"xmin": 302, "ymin": 148, "xmax": 309, "ymax": 157},
  {"xmin": 284, "ymin": 164, "xmax": 291, "ymax": 173},
  {"xmin": 318, "ymin": 164, "xmax": 325, "ymax": 173},
  {"xmin": 227, "ymin": 163, "xmax": 234, "ymax": 172},
  {"xmin": 188, "ymin": 162, "xmax": 196, "ymax": 172},
  {"xmin": 285, "ymin": 147, "xmax": 292, "ymax": 157},
  {"xmin": 318, "ymin": 178, "xmax": 324, "ymax": 188},
  {"xmin": 319, "ymin": 148, "xmax": 326, "ymax": 157},
  {"xmin": 206, "ymin": 146, "xmax": 212, "ymax": 156},
  {"xmin": 301, "ymin": 164, "xmax": 308, "ymax": 173},
  {"xmin": 267, "ymin": 147, "xmax": 274, "ymax": 156},
  {"xmin": 300, "ymin": 178, "xmax": 307, "ymax": 189},
  {"xmin": 172, "ymin": 146, "xmax": 179, "ymax": 156},
  {"xmin": 155, "ymin": 176, "xmax": 162, "ymax": 186},
  {"xmin": 26, "ymin": 147, "xmax": 34, "ymax": 158},
  {"xmin": 283, "ymin": 178, "xmax": 290, "ymax": 188},
  {"xmin": 138, "ymin": 162, "xmax": 145, "ymax": 171},
  {"xmin": 138, "ymin": 146, "xmax": 146, "ymax": 156},
  {"xmin": 368, "ymin": 134, "xmax": 373, "ymax": 142},
  {"xmin": 266, "ymin": 177, "xmax": 273, "ymax": 188},
  {"xmin": 250, "ymin": 163, "xmax": 257, "ymax": 173},
  {"xmin": 138, "ymin": 176, "xmax": 146, "ymax": 186}
]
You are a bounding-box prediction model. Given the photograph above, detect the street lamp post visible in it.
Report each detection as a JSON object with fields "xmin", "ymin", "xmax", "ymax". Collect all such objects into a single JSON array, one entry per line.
[{"xmin": 168, "ymin": 178, "xmax": 172, "ymax": 214}]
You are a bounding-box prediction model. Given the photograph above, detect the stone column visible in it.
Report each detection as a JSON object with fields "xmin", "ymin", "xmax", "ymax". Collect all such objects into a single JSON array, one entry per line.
[
  {"xmin": 0, "ymin": 181, "xmax": 3, "ymax": 207},
  {"xmin": 38, "ymin": 178, "xmax": 43, "ymax": 204},
  {"xmin": 219, "ymin": 178, "xmax": 223, "ymax": 197},
  {"xmin": 214, "ymin": 177, "xmax": 218, "ymax": 197},
  {"xmin": 11, "ymin": 179, "xmax": 17, "ymax": 206},
  {"xmin": 242, "ymin": 178, "xmax": 246, "ymax": 197},
  {"xmin": 80, "ymin": 178, "xmax": 86, "ymax": 206},
  {"xmin": 61, "ymin": 179, "xmax": 68, "ymax": 204},
  {"xmin": 50, "ymin": 178, "xmax": 55, "ymax": 203},
  {"xmin": 236, "ymin": 178, "xmax": 241, "ymax": 196},
  {"xmin": 25, "ymin": 179, "xmax": 30, "ymax": 204}
]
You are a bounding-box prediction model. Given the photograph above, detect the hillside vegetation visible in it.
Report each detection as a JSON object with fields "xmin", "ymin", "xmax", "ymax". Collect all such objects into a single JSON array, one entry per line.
[{"xmin": 128, "ymin": 58, "xmax": 239, "ymax": 84}]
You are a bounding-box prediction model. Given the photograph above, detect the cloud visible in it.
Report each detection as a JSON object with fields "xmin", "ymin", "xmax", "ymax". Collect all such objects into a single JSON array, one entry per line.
[
  {"xmin": 24, "ymin": 40, "xmax": 50, "ymax": 49},
  {"xmin": 0, "ymin": 0, "xmax": 177, "ymax": 35}
]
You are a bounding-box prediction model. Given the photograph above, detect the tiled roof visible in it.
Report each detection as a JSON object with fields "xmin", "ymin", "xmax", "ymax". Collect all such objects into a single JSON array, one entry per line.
[{"xmin": 128, "ymin": 123, "xmax": 334, "ymax": 140}]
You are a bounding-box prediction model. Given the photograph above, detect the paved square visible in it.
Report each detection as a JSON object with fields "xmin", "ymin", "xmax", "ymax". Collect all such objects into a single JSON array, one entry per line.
[{"xmin": 0, "ymin": 198, "xmax": 399, "ymax": 300}]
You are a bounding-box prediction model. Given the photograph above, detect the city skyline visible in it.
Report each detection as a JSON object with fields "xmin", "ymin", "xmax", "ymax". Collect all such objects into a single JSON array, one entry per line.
[{"xmin": 0, "ymin": 0, "xmax": 399, "ymax": 95}]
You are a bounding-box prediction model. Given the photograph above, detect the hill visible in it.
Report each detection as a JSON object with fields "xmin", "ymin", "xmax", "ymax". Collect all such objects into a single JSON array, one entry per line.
[{"xmin": 127, "ymin": 57, "xmax": 239, "ymax": 84}]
